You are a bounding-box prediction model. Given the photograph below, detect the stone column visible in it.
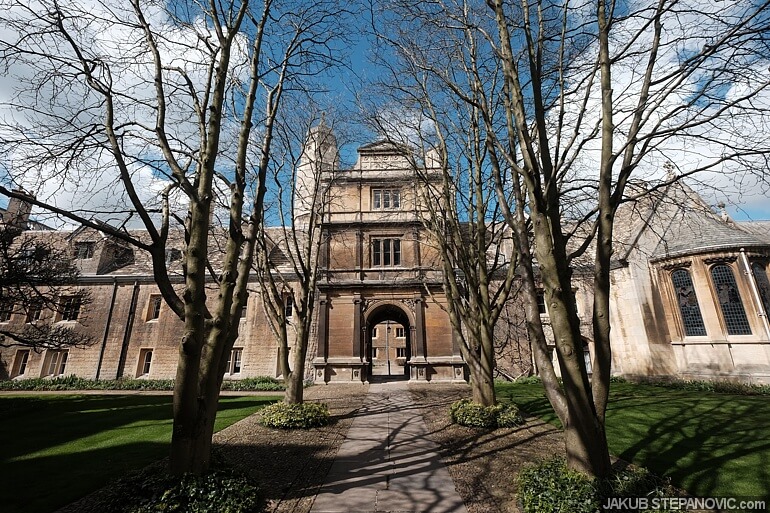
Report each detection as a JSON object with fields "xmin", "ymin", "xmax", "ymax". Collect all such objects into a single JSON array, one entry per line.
[
  {"xmin": 313, "ymin": 294, "xmax": 329, "ymax": 383},
  {"xmin": 353, "ymin": 293, "xmax": 362, "ymax": 359}
]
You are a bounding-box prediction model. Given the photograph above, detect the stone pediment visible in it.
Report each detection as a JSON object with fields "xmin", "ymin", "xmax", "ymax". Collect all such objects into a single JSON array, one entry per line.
[{"xmin": 356, "ymin": 141, "xmax": 413, "ymax": 170}]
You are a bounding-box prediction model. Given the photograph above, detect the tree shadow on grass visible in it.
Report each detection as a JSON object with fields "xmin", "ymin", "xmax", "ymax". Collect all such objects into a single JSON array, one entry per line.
[
  {"xmin": 607, "ymin": 389, "xmax": 770, "ymax": 501},
  {"xmin": 0, "ymin": 441, "xmax": 170, "ymax": 513},
  {"xmin": 496, "ymin": 382, "xmax": 770, "ymax": 502},
  {"xmin": 0, "ymin": 395, "xmax": 274, "ymax": 461}
]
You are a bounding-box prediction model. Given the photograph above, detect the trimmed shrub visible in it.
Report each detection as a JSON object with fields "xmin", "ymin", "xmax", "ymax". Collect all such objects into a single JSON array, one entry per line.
[
  {"xmin": 609, "ymin": 375, "xmax": 770, "ymax": 395},
  {"xmin": 258, "ymin": 401, "xmax": 329, "ymax": 429},
  {"xmin": 449, "ymin": 399, "xmax": 524, "ymax": 429},
  {"xmin": 0, "ymin": 376, "xmax": 285, "ymax": 392},
  {"xmin": 104, "ymin": 468, "xmax": 260, "ymax": 513},
  {"xmin": 517, "ymin": 458, "xmax": 683, "ymax": 513},
  {"xmin": 221, "ymin": 377, "xmax": 285, "ymax": 392}
]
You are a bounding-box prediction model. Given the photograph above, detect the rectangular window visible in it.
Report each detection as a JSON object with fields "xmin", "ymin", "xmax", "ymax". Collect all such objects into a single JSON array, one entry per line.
[
  {"xmin": 372, "ymin": 189, "xmax": 400, "ymax": 210},
  {"xmin": 137, "ymin": 349, "xmax": 153, "ymax": 377},
  {"xmin": 372, "ymin": 327, "xmax": 378, "ymax": 338},
  {"xmin": 536, "ymin": 291, "xmax": 547, "ymax": 315},
  {"xmin": 60, "ymin": 296, "xmax": 81, "ymax": 321},
  {"xmin": 396, "ymin": 347, "xmax": 406, "ymax": 358},
  {"xmin": 46, "ymin": 350, "xmax": 68, "ymax": 376},
  {"xmin": 12, "ymin": 350, "xmax": 30, "ymax": 378},
  {"xmin": 148, "ymin": 295, "xmax": 162, "ymax": 321},
  {"xmin": 372, "ymin": 347, "xmax": 379, "ymax": 359},
  {"xmin": 26, "ymin": 301, "xmax": 43, "ymax": 323},
  {"xmin": 225, "ymin": 348, "xmax": 243, "ymax": 375},
  {"xmin": 75, "ymin": 241, "xmax": 95, "ymax": 259},
  {"xmin": 0, "ymin": 302, "xmax": 13, "ymax": 323},
  {"xmin": 372, "ymin": 238, "xmax": 401, "ymax": 267},
  {"xmin": 395, "ymin": 327, "xmax": 405, "ymax": 338},
  {"xmin": 284, "ymin": 295, "xmax": 294, "ymax": 319}
]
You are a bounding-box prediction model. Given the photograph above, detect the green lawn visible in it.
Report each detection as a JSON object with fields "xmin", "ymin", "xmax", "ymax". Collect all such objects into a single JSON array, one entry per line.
[
  {"xmin": 497, "ymin": 381, "xmax": 770, "ymax": 501},
  {"xmin": 0, "ymin": 394, "xmax": 277, "ymax": 513}
]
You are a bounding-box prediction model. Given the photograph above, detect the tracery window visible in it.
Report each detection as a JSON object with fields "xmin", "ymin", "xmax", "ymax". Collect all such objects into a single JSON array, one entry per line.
[
  {"xmin": 671, "ymin": 269, "xmax": 707, "ymax": 337},
  {"xmin": 751, "ymin": 261, "xmax": 770, "ymax": 315},
  {"xmin": 710, "ymin": 265, "xmax": 752, "ymax": 335}
]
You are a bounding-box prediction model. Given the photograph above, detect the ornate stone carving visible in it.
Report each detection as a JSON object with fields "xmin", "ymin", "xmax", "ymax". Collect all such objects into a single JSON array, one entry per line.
[
  {"xmin": 704, "ymin": 255, "xmax": 738, "ymax": 265},
  {"xmin": 401, "ymin": 298, "xmax": 417, "ymax": 312},
  {"xmin": 661, "ymin": 260, "xmax": 692, "ymax": 271}
]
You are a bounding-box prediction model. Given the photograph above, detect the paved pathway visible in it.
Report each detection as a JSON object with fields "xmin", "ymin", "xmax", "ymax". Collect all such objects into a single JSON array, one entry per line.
[{"xmin": 310, "ymin": 381, "xmax": 468, "ymax": 513}]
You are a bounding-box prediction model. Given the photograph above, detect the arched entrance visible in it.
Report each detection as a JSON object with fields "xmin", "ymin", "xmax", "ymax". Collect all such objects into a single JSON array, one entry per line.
[{"xmin": 365, "ymin": 303, "xmax": 413, "ymax": 381}]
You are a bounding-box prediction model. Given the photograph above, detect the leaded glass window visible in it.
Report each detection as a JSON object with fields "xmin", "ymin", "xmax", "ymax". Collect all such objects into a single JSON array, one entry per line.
[
  {"xmin": 671, "ymin": 269, "xmax": 707, "ymax": 336},
  {"xmin": 710, "ymin": 265, "xmax": 752, "ymax": 335},
  {"xmin": 751, "ymin": 262, "xmax": 770, "ymax": 315}
]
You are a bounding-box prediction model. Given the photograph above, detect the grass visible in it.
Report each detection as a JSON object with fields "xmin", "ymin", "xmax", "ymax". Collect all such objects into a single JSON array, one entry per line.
[
  {"xmin": 0, "ymin": 394, "xmax": 278, "ymax": 513},
  {"xmin": 497, "ymin": 381, "xmax": 770, "ymax": 501}
]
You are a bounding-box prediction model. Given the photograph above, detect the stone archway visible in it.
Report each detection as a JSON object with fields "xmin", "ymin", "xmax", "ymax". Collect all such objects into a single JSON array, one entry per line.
[{"xmin": 364, "ymin": 302, "xmax": 414, "ymax": 381}]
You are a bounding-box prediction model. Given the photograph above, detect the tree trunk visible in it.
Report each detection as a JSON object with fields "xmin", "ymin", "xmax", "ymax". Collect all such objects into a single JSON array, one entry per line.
[{"xmin": 465, "ymin": 329, "xmax": 496, "ymax": 406}]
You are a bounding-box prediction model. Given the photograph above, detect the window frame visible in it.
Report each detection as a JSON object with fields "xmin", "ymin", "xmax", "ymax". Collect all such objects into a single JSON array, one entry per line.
[
  {"xmin": 670, "ymin": 268, "xmax": 708, "ymax": 337},
  {"xmin": 26, "ymin": 301, "xmax": 43, "ymax": 323},
  {"xmin": 0, "ymin": 302, "xmax": 13, "ymax": 323},
  {"xmin": 371, "ymin": 238, "xmax": 402, "ymax": 267},
  {"xmin": 74, "ymin": 241, "xmax": 95, "ymax": 259},
  {"xmin": 59, "ymin": 296, "xmax": 82, "ymax": 322},
  {"xmin": 225, "ymin": 348, "xmax": 243, "ymax": 375},
  {"xmin": 12, "ymin": 349, "xmax": 30, "ymax": 378},
  {"xmin": 709, "ymin": 263, "xmax": 752, "ymax": 336},
  {"xmin": 45, "ymin": 349, "xmax": 68, "ymax": 377},
  {"xmin": 372, "ymin": 188, "xmax": 401, "ymax": 210},
  {"xmin": 750, "ymin": 260, "xmax": 770, "ymax": 316},
  {"xmin": 137, "ymin": 348, "xmax": 153, "ymax": 377},
  {"xmin": 395, "ymin": 326, "xmax": 405, "ymax": 338},
  {"xmin": 147, "ymin": 294, "xmax": 163, "ymax": 321}
]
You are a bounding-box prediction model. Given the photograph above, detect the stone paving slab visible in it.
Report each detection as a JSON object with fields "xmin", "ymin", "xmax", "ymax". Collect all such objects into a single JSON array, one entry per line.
[{"xmin": 310, "ymin": 382, "xmax": 468, "ymax": 513}]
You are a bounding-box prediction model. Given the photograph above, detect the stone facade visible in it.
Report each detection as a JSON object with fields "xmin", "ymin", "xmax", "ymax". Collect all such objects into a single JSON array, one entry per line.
[{"xmin": 1, "ymin": 131, "xmax": 769, "ymax": 385}]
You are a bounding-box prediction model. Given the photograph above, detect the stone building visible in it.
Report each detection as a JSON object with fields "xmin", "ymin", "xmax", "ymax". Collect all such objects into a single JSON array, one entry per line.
[{"xmin": 1, "ymin": 128, "xmax": 769, "ymax": 385}]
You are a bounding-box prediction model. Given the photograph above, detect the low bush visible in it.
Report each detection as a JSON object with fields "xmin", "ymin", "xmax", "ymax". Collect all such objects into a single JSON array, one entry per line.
[
  {"xmin": 610, "ymin": 376, "xmax": 770, "ymax": 395},
  {"xmin": 258, "ymin": 401, "xmax": 329, "ymax": 429},
  {"xmin": 517, "ymin": 458, "xmax": 597, "ymax": 513},
  {"xmin": 517, "ymin": 458, "xmax": 682, "ymax": 513},
  {"xmin": 0, "ymin": 376, "xmax": 285, "ymax": 392},
  {"xmin": 221, "ymin": 376, "xmax": 285, "ymax": 392},
  {"xmin": 103, "ymin": 467, "xmax": 260, "ymax": 513},
  {"xmin": 449, "ymin": 399, "xmax": 524, "ymax": 429}
]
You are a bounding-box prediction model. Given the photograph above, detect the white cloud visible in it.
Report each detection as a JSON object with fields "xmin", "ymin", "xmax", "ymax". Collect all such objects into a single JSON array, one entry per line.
[
  {"xmin": 0, "ymin": 0, "xmax": 256, "ymax": 228},
  {"xmin": 549, "ymin": 0, "xmax": 770, "ymax": 220}
]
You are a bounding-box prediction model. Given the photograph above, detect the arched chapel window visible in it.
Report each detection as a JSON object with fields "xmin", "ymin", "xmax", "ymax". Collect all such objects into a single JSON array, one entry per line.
[
  {"xmin": 671, "ymin": 269, "xmax": 707, "ymax": 337},
  {"xmin": 751, "ymin": 261, "xmax": 770, "ymax": 315},
  {"xmin": 710, "ymin": 265, "xmax": 752, "ymax": 335}
]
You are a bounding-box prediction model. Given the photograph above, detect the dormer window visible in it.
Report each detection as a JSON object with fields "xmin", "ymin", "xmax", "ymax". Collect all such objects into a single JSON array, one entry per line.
[
  {"xmin": 75, "ymin": 241, "xmax": 95, "ymax": 259},
  {"xmin": 372, "ymin": 189, "xmax": 400, "ymax": 210}
]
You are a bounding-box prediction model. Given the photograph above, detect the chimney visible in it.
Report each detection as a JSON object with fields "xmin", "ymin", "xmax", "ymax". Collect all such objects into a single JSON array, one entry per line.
[{"xmin": 4, "ymin": 190, "xmax": 34, "ymax": 230}]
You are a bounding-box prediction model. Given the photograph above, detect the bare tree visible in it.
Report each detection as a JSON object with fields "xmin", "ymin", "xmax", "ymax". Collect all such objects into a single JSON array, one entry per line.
[
  {"xmin": 254, "ymin": 108, "xmax": 339, "ymax": 404},
  {"xmin": 376, "ymin": 0, "xmax": 770, "ymax": 477},
  {"xmin": 0, "ymin": 0, "xmax": 347, "ymax": 474},
  {"xmin": 369, "ymin": 11, "xmax": 520, "ymax": 405}
]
